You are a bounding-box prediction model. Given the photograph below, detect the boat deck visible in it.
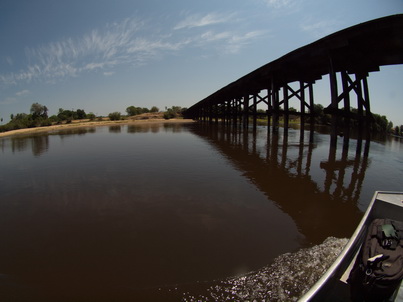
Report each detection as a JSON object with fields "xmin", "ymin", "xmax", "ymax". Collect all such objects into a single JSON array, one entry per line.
[{"xmin": 299, "ymin": 192, "xmax": 403, "ymax": 302}]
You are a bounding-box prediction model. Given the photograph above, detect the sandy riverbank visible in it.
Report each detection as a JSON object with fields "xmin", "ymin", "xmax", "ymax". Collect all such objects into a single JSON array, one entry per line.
[{"xmin": 0, "ymin": 118, "xmax": 196, "ymax": 138}]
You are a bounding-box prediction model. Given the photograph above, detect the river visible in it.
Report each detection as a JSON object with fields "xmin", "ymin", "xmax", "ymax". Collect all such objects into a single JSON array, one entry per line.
[{"xmin": 0, "ymin": 122, "xmax": 402, "ymax": 301}]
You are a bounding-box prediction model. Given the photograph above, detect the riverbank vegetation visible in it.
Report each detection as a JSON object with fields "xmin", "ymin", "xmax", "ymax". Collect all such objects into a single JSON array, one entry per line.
[
  {"xmin": 163, "ymin": 106, "xmax": 186, "ymax": 119},
  {"xmin": 1, "ymin": 102, "xmax": 401, "ymax": 137},
  {"xmin": 0, "ymin": 103, "xmax": 187, "ymax": 133},
  {"xmin": 250, "ymin": 104, "xmax": 401, "ymax": 136}
]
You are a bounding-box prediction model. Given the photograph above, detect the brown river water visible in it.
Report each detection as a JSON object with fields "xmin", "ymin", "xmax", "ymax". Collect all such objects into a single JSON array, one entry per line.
[{"xmin": 0, "ymin": 122, "xmax": 402, "ymax": 301}]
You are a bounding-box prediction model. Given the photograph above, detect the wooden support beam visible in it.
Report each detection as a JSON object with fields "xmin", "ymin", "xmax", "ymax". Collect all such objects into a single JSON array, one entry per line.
[
  {"xmin": 355, "ymin": 74, "xmax": 364, "ymax": 118},
  {"xmin": 208, "ymin": 104, "xmax": 213, "ymax": 123},
  {"xmin": 250, "ymin": 94, "xmax": 269, "ymax": 108},
  {"xmin": 362, "ymin": 76, "xmax": 372, "ymax": 122},
  {"xmin": 233, "ymin": 99, "xmax": 237, "ymax": 124},
  {"xmin": 271, "ymin": 78, "xmax": 280, "ymax": 131},
  {"xmin": 300, "ymin": 81, "xmax": 305, "ymax": 116},
  {"xmin": 282, "ymin": 82, "xmax": 310, "ymax": 102},
  {"xmin": 329, "ymin": 57, "xmax": 339, "ymax": 110},
  {"xmin": 243, "ymin": 94, "xmax": 250, "ymax": 128},
  {"xmin": 267, "ymin": 88, "xmax": 273, "ymax": 113},
  {"xmin": 341, "ymin": 71, "xmax": 351, "ymax": 113},
  {"xmin": 308, "ymin": 82, "xmax": 314, "ymax": 117},
  {"xmin": 283, "ymin": 85, "xmax": 289, "ymax": 128},
  {"xmin": 251, "ymin": 95, "xmax": 257, "ymax": 129},
  {"xmin": 279, "ymin": 82, "xmax": 313, "ymax": 118},
  {"xmin": 283, "ymin": 85, "xmax": 289, "ymax": 113}
]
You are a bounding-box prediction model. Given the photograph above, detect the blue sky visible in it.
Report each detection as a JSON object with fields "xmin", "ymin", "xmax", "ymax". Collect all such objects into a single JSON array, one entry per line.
[{"xmin": 1, "ymin": 0, "xmax": 402, "ymax": 125}]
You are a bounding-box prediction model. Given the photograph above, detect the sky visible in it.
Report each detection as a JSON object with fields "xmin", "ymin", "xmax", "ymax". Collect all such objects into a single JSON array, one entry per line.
[{"xmin": 1, "ymin": 0, "xmax": 403, "ymax": 125}]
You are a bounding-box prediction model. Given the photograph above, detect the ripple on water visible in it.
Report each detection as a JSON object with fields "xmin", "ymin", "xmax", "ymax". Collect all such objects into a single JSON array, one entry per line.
[{"xmin": 182, "ymin": 237, "xmax": 348, "ymax": 302}]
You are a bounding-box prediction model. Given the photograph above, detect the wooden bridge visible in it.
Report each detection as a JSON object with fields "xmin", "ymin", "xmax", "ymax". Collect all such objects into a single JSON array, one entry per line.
[{"xmin": 185, "ymin": 15, "xmax": 403, "ymax": 129}]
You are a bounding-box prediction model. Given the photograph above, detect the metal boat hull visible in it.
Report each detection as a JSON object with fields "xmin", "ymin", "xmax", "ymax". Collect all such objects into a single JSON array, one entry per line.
[{"xmin": 299, "ymin": 191, "xmax": 403, "ymax": 301}]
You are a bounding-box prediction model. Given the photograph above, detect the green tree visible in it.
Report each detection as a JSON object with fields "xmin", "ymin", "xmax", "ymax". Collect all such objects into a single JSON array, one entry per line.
[
  {"xmin": 126, "ymin": 106, "xmax": 152, "ymax": 116},
  {"xmin": 48, "ymin": 115, "xmax": 59, "ymax": 123},
  {"xmin": 76, "ymin": 109, "xmax": 87, "ymax": 119},
  {"xmin": 87, "ymin": 112, "xmax": 96, "ymax": 120},
  {"xmin": 108, "ymin": 112, "xmax": 121, "ymax": 121},
  {"xmin": 150, "ymin": 106, "xmax": 159, "ymax": 113},
  {"xmin": 312, "ymin": 104, "xmax": 323, "ymax": 115},
  {"xmin": 387, "ymin": 121, "xmax": 393, "ymax": 133},
  {"xmin": 371, "ymin": 114, "xmax": 389, "ymax": 132},
  {"xmin": 163, "ymin": 106, "xmax": 184, "ymax": 119},
  {"xmin": 57, "ymin": 108, "xmax": 76, "ymax": 121},
  {"xmin": 126, "ymin": 106, "xmax": 141, "ymax": 116},
  {"xmin": 30, "ymin": 103, "xmax": 48, "ymax": 119},
  {"xmin": 126, "ymin": 106, "xmax": 136, "ymax": 116}
]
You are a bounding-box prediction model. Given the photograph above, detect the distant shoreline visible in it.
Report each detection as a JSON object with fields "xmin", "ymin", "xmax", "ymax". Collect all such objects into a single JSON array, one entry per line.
[{"xmin": 0, "ymin": 118, "xmax": 196, "ymax": 138}]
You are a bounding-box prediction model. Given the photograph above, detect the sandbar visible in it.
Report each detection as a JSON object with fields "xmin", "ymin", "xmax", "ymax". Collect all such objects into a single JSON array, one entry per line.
[{"xmin": 0, "ymin": 118, "xmax": 196, "ymax": 138}]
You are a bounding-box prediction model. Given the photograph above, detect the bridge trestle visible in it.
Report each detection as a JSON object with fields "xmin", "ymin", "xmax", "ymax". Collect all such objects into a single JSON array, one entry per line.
[
  {"xmin": 326, "ymin": 66, "xmax": 373, "ymax": 123},
  {"xmin": 185, "ymin": 15, "xmax": 403, "ymax": 131},
  {"xmin": 190, "ymin": 68, "xmax": 373, "ymax": 132}
]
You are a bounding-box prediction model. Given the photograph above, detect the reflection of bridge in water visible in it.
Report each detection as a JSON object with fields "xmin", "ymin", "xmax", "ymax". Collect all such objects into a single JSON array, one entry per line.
[
  {"xmin": 190, "ymin": 124, "xmax": 370, "ymax": 244},
  {"xmin": 185, "ymin": 15, "xmax": 403, "ymax": 131}
]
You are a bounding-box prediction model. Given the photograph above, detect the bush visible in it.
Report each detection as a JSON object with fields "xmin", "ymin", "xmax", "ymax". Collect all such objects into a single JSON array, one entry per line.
[
  {"xmin": 76, "ymin": 109, "xmax": 87, "ymax": 119},
  {"xmin": 40, "ymin": 119, "xmax": 52, "ymax": 127},
  {"xmin": 163, "ymin": 106, "xmax": 184, "ymax": 119},
  {"xmin": 87, "ymin": 113, "xmax": 96, "ymax": 121},
  {"xmin": 108, "ymin": 112, "xmax": 121, "ymax": 121},
  {"xmin": 163, "ymin": 110, "xmax": 176, "ymax": 119},
  {"xmin": 126, "ymin": 106, "xmax": 152, "ymax": 116},
  {"xmin": 48, "ymin": 115, "xmax": 59, "ymax": 124}
]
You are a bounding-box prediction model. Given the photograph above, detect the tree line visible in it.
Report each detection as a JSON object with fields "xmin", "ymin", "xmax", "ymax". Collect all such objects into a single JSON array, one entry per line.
[
  {"xmin": 250, "ymin": 104, "xmax": 401, "ymax": 135},
  {"xmin": 0, "ymin": 103, "xmax": 96, "ymax": 132},
  {"xmin": 0, "ymin": 102, "xmax": 399, "ymax": 135},
  {"xmin": 311, "ymin": 104, "xmax": 398, "ymax": 134},
  {"xmin": 108, "ymin": 105, "xmax": 160, "ymax": 121},
  {"xmin": 0, "ymin": 103, "xmax": 187, "ymax": 133}
]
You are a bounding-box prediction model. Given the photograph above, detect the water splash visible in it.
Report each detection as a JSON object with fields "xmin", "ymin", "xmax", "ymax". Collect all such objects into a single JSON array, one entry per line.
[{"xmin": 183, "ymin": 237, "xmax": 348, "ymax": 302}]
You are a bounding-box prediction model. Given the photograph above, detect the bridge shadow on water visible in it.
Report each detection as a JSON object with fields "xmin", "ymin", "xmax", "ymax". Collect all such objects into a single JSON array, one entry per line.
[{"xmin": 188, "ymin": 123, "xmax": 370, "ymax": 246}]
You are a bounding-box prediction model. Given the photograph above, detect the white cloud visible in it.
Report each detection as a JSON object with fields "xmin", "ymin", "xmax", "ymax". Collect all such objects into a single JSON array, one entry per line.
[
  {"xmin": 84, "ymin": 62, "xmax": 106, "ymax": 71},
  {"xmin": 0, "ymin": 74, "xmax": 15, "ymax": 86},
  {"xmin": 226, "ymin": 31, "xmax": 265, "ymax": 54},
  {"xmin": 300, "ymin": 19, "xmax": 341, "ymax": 38},
  {"xmin": 200, "ymin": 31, "xmax": 231, "ymax": 42},
  {"xmin": 264, "ymin": 0, "xmax": 294, "ymax": 8},
  {"xmin": 103, "ymin": 71, "xmax": 115, "ymax": 76},
  {"xmin": 174, "ymin": 12, "xmax": 235, "ymax": 30},
  {"xmin": 1, "ymin": 17, "xmax": 178, "ymax": 85},
  {"xmin": 0, "ymin": 12, "xmax": 266, "ymax": 87},
  {"xmin": 262, "ymin": 0, "xmax": 302, "ymax": 15},
  {"xmin": 198, "ymin": 30, "xmax": 265, "ymax": 54},
  {"xmin": 15, "ymin": 89, "xmax": 30, "ymax": 96}
]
